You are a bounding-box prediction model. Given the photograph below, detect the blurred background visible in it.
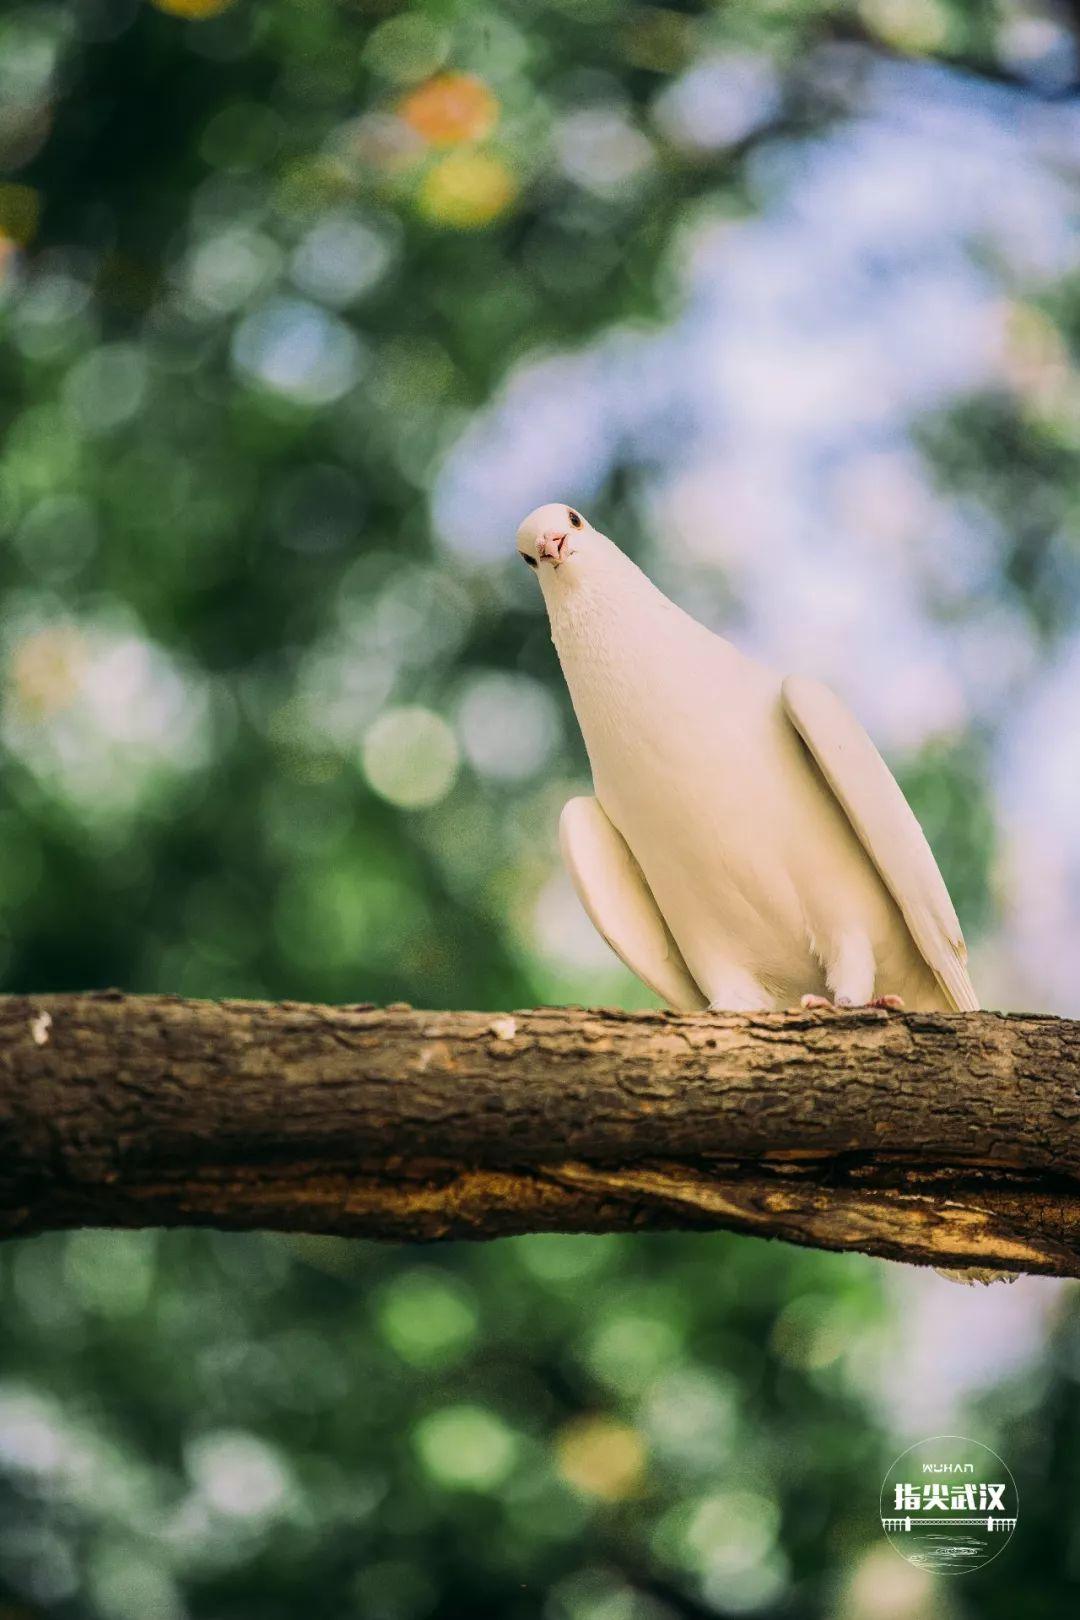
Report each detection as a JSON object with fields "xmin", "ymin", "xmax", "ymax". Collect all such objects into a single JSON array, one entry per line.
[{"xmin": 1, "ymin": 0, "xmax": 1079, "ymax": 1614}]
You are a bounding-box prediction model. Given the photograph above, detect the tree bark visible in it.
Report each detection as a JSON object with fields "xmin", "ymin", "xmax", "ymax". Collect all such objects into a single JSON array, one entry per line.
[{"xmin": 1, "ymin": 993, "xmax": 1078, "ymax": 1277}]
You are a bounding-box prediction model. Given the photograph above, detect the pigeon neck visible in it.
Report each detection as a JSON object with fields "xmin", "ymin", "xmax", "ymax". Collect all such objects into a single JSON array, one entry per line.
[
  {"xmin": 545, "ymin": 549, "xmax": 669, "ymax": 658},
  {"xmin": 544, "ymin": 551, "xmax": 732, "ymax": 755}
]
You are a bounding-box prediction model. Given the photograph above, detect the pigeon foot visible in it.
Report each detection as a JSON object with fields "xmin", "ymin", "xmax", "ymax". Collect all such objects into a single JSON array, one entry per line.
[{"xmin": 800, "ymin": 994, "xmax": 905, "ymax": 1011}]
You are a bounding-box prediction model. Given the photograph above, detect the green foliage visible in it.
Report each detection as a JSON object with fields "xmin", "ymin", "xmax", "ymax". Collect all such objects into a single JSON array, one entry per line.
[
  {"xmin": 0, "ymin": 1227, "xmax": 892, "ymax": 1619},
  {"xmin": 0, "ymin": 0, "xmax": 1047, "ymax": 1010},
  {"xmin": 896, "ymin": 735, "xmax": 996, "ymax": 935},
  {"xmin": 0, "ymin": 0, "xmax": 1077, "ymax": 1615}
]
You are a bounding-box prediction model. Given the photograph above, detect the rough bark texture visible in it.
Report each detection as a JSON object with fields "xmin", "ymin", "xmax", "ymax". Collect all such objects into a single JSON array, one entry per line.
[{"xmin": 1, "ymin": 993, "xmax": 1078, "ymax": 1276}]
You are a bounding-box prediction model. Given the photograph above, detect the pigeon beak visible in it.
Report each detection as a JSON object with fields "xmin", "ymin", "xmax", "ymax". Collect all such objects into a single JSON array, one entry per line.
[{"xmin": 537, "ymin": 529, "xmax": 570, "ymax": 566}]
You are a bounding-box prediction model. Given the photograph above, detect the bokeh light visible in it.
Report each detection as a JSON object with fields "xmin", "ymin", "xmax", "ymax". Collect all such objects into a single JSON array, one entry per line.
[
  {"xmin": 362, "ymin": 705, "xmax": 459, "ymax": 808},
  {"xmin": 399, "ymin": 73, "xmax": 499, "ymax": 147},
  {"xmin": 419, "ymin": 151, "xmax": 517, "ymax": 228},
  {"xmin": 150, "ymin": 0, "xmax": 236, "ymax": 18},
  {"xmin": 232, "ymin": 298, "xmax": 364, "ymax": 405}
]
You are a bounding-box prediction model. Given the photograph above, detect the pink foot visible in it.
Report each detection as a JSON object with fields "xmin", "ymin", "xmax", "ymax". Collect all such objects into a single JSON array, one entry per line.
[{"xmin": 800, "ymin": 994, "xmax": 905, "ymax": 1011}]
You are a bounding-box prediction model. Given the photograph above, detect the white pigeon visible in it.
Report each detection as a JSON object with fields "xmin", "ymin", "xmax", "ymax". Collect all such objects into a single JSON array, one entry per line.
[
  {"xmin": 519, "ymin": 503, "xmax": 1006, "ymax": 1284},
  {"xmin": 516, "ymin": 501, "xmax": 979, "ymax": 1018}
]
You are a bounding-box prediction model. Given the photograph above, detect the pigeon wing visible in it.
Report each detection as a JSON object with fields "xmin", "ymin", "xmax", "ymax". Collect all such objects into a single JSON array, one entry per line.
[
  {"xmin": 781, "ymin": 676, "xmax": 978, "ymax": 1012},
  {"xmin": 560, "ymin": 796, "xmax": 707, "ymax": 1012}
]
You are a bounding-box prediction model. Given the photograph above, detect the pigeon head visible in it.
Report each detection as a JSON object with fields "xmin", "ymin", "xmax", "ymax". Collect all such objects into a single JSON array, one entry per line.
[
  {"xmin": 516, "ymin": 502, "xmax": 599, "ymax": 580},
  {"xmin": 515, "ymin": 503, "xmax": 651, "ymax": 631}
]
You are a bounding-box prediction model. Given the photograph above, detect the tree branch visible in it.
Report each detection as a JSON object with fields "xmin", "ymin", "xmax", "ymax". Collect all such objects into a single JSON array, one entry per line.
[{"xmin": 1, "ymin": 995, "xmax": 1078, "ymax": 1277}]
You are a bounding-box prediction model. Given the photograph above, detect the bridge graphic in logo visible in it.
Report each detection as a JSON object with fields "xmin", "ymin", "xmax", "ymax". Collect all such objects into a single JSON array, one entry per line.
[
  {"xmin": 881, "ymin": 1515, "xmax": 1018, "ymax": 1534},
  {"xmin": 879, "ymin": 1436, "xmax": 1019, "ymax": 1574}
]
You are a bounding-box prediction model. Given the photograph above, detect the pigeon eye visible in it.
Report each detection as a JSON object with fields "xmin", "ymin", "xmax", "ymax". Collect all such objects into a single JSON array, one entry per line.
[
  {"xmin": 521, "ymin": 552, "xmax": 538, "ymax": 569},
  {"xmin": 568, "ymin": 510, "xmax": 582, "ymax": 529}
]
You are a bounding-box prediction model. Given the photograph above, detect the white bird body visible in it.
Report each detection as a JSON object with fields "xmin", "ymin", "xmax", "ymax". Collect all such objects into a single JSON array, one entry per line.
[{"xmin": 517, "ymin": 502, "xmax": 976, "ymax": 1015}]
